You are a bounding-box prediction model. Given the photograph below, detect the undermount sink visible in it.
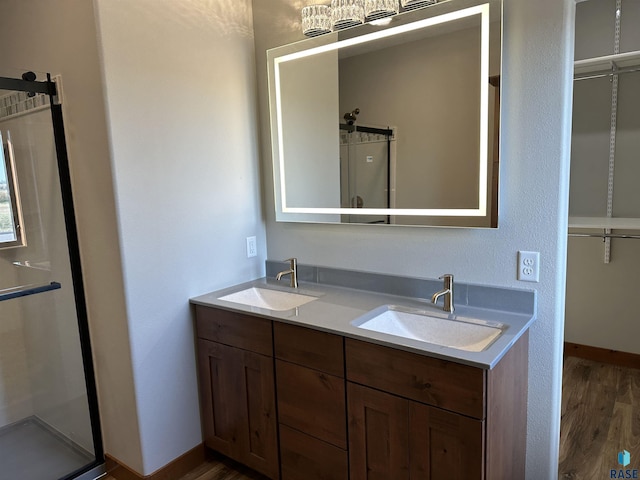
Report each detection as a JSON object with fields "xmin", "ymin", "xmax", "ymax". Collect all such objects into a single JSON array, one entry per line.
[
  {"xmin": 352, "ymin": 305, "xmax": 504, "ymax": 352},
  {"xmin": 218, "ymin": 287, "xmax": 317, "ymax": 311}
]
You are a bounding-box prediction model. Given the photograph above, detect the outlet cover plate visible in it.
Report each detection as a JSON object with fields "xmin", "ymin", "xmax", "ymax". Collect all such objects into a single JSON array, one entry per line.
[
  {"xmin": 246, "ymin": 236, "xmax": 257, "ymax": 258},
  {"xmin": 518, "ymin": 251, "xmax": 540, "ymax": 282}
]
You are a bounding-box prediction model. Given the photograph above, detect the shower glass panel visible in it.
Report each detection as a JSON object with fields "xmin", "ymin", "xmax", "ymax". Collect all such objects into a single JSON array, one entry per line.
[
  {"xmin": 0, "ymin": 75, "xmax": 103, "ymax": 480},
  {"xmin": 339, "ymin": 124, "xmax": 392, "ymax": 224}
]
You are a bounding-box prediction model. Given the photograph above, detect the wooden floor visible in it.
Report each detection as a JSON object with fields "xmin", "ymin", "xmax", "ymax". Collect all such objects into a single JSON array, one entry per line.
[
  {"xmin": 559, "ymin": 356, "xmax": 640, "ymax": 479},
  {"xmin": 102, "ymin": 452, "xmax": 268, "ymax": 480}
]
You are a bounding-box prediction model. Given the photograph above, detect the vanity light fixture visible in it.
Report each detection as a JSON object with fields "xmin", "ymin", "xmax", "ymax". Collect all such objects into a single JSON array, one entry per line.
[
  {"xmin": 365, "ymin": 0, "xmax": 399, "ymax": 20},
  {"xmin": 369, "ymin": 16, "xmax": 394, "ymax": 25},
  {"xmin": 331, "ymin": 0, "xmax": 365, "ymax": 30},
  {"xmin": 302, "ymin": 4, "xmax": 332, "ymax": 37},
  {"xmin": 302, "ymin": 0, "xmax": 439, "ymax": 36},
  {"xmin": 401, "ymin": 0, "xmax": 437, "ymax": 10}
]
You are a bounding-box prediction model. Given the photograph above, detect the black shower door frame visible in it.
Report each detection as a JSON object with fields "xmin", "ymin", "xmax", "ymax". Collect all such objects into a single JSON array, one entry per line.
[{"xmin": 0, "ymin": 74, "xmax": 104, "ymax": 480}]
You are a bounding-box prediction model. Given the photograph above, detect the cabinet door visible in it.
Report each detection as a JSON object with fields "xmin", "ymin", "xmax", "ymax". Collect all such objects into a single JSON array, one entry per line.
[
  {"xmin": 197, "ymin": 339, "xmax": 279, "ymax": 479},
  {"xmin": 348, "ymin": 382, "xmax": 410, "ymax": 480},
  {"xmin": 409, "ymin": 402, "xmax": 484, "ymax": 480},
  {"xmin": 198, "ymin": 339, "xmax": 243, "ymax": 458},
  {"xmin": 240, "ymin": 348, "xmax": 279, "ymax": 479}
]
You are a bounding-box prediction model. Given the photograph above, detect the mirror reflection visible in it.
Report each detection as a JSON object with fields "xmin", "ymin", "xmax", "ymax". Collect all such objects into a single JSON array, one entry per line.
[{"xmin": 268, "ymin": 0, "xmax": 501, "ymax": 227}]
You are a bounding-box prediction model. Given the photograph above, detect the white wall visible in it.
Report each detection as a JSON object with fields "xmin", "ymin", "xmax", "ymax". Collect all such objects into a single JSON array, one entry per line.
[
  {"xmin": 253, "ymin": 0, "xmax": 575, "ymax": 477},
  {"xmin": 94, "ymin": 0, "xmax": 265, "ymax": 474}
]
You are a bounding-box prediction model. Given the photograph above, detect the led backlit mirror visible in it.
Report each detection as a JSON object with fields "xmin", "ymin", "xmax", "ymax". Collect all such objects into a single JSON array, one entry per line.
[{"xmin": 267, "ymin": 0, "xmax": 501, "ymax": 227}]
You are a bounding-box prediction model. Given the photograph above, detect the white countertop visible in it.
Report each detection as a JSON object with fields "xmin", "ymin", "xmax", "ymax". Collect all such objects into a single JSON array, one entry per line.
[{"xmin": 190, "ymin": 277, "xmax": 536, "ymax": 369}]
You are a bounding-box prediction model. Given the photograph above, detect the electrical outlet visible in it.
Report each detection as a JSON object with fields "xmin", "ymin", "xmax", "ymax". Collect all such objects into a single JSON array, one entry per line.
[
  {"xmin": 518, "ymin": 251, "xmax": 540, "ymax": 282},
  {"xmin": 246, "ymin": 236, "xmax": 257, "ymax": 258}
]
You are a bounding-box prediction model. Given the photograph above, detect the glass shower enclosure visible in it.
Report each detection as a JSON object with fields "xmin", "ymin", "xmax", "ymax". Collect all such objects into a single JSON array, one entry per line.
[
  {"xmin": 0, "ymin": 73, "xmax": 104, "ymax": 479},
  {"xmin": 339, "ymin": 123, "xmax": 393, "ymax": 224}
]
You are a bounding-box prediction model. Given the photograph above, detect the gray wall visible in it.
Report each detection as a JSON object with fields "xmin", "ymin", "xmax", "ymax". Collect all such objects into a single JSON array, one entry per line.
[
  {"xmin": 339, "ymin": 25, "xmax": 483, "ymax": 211},
  {"xmin": 280, "ymin": 51, "xmax": 341, "ymax": 209},
  {"xmin": 566, "ymin": 0, "xmax": 640, "ymax": 354},
  {"xmin": 574, "ymin": 0, "xmax": 640, "ymax": 61},
  {"xmin": 254, "ymin": 0, "xmax": 575, "ymax": 477},
  {"xmin": 337, "ymin": 24, "xmax": 499, "ymax": 227}
]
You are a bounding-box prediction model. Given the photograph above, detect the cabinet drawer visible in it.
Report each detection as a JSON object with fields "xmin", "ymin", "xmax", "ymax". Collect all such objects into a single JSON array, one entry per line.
[
  {"xmin": 195, "ymin": 306, "xmax": 272, "ymax": 356},
  {"xmin": 345, "ymin": 338, "xmax": 485, "ymax": 419},
  {"xmin": 276, "ymin": 359, "xmax": 347, "ymax": 449},
  {"xmin": 274, "ymin": 322, "xmax": 344, "ymax": 377},
  {"xmin": 280, "ymin": 424, "xmax": 348, "ymax": 480}
]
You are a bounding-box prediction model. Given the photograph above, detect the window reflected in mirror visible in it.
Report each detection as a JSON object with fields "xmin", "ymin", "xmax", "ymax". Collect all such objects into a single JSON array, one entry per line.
[{"xmin": 0, "ymin": 131, "xmax": 25, "ymax": 248}]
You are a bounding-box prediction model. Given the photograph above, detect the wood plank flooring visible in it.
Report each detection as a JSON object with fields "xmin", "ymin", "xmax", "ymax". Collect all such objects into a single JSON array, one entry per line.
[
  {"xmin": 170, "ymin": 455, "xmax": 268, "ymax": 480},
  {"xmin": 559, "ymin": 356, "xmax": 640, "ymax": 479},
  {"xmin": 102, "ymin": 452, "xmax": 268, "ymax": 480}
]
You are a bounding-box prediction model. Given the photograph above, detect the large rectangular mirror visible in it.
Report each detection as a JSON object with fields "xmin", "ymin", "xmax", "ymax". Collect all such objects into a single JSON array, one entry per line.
[{"xmin": 267, "ymin": 0, "xmax": 502, "ymax": 227}]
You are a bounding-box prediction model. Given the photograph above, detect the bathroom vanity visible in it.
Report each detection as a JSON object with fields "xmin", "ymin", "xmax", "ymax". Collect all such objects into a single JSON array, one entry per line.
[
  {"xmin": 190, "ymin": 266, "xmax": 535, "ymax": 479},
  {"xmin": 206, "ymin": 0, "xmax": 521, "ymax": 475}
]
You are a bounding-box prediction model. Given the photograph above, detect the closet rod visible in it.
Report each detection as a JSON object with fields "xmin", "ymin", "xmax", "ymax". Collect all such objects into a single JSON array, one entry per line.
[
  {"xmin": 569, "ymin": 233, "xmax": 640, "ymax": 239},
  {"xmin": 574, "ymin": 65, "xmax": 640, "ymax": 81}
]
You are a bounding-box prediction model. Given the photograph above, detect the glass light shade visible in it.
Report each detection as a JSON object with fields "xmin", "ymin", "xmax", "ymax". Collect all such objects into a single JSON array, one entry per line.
[
  {"xmin": 401, "ymin": 0, "xmax": 436, "ymax": 10},
  {"xmin": 302, "ymin": 5, "xmax": 332, "ymax": 37},
  {"xmin": 331, "ymin": 0, "xmax": 365, "ymax": 30},
  {"xmin": 365, "ymin": 0, "xmax": 399, "ymax": 20}
]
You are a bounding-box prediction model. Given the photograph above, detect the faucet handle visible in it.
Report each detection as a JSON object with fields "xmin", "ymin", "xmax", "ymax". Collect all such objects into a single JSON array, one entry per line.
[
  {"xmin": 439, "ymin": 274, "xmax": 454, "ymax": 290},
  {"xmin": 284, "ymin": 257, "xmax": 297, "ymax": 268}
]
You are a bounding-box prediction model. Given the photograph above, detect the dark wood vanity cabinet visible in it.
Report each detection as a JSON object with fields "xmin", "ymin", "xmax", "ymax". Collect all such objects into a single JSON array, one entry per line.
[
  {"xmin": 195, "ymin": 306, "xmax": 279, "ymax": 479},
  {"xmin": 194, "ymin": 305, "xmax": 529, "ymax": 480},
  {"xmin": 346, "ymin": 334, "xmax": 528, "ymax": 480},
  {"xmin": 274, "ymin": 322, "xmax": 349, "ymax": 480},
  {"xmin": 347, "ymin": 382, "xmax": 483, "ymax": 480}
]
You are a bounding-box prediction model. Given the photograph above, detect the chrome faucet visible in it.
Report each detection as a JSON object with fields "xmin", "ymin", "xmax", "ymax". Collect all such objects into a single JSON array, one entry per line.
[
  {"xmin": 276, "ymin": 258, "xmax": 298, "ymax": 288},
  {"xmin": 431, "ymin": 274, "xmax": 454, "ymax": 313}
]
